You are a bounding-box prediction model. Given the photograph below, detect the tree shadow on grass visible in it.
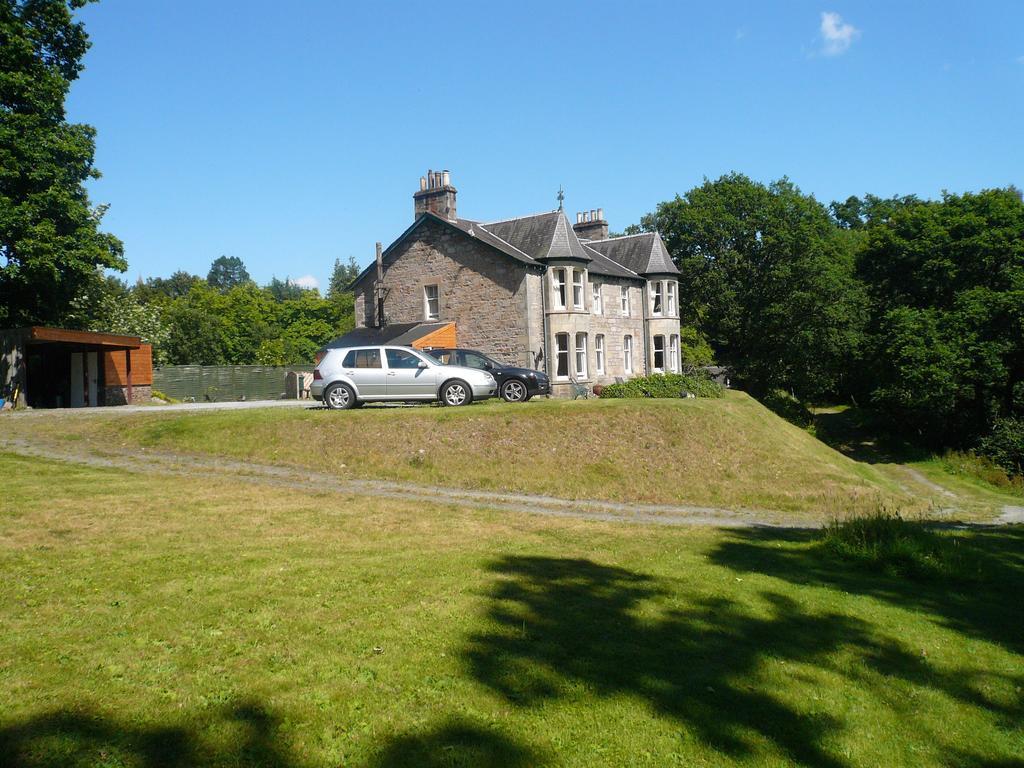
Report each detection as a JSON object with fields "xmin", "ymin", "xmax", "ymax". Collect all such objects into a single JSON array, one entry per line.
[
  {"xmin": 1, "ymin": 703, "xmax": 545, "ymax": 768},
  {"xmin": 462, "ymin": 553, "xmax": 1024, "ymax": 767},
  {"xmin": 709, "ymin": 525, "xmax": 1024, "ymax": 656},
  {"xmin": 812, "ymin": 407, "xmax": 932, "ymax": 464},
  {"xmin": 365, "ymin": 718, "xmax": 547, "ymax": 768},
  {"xmin": 462, "ymin": 556, "xmax": 871, "ymax": 767},
  {"xmin": 0, "ymin": 700, "xmax": 299, "ymax": 768}
]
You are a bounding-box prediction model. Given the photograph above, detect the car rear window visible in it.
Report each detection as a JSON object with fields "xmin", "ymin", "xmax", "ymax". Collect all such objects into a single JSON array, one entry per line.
[{"xmin": 342, "ymin": 349, "xmax": 382, "ymax": 368}]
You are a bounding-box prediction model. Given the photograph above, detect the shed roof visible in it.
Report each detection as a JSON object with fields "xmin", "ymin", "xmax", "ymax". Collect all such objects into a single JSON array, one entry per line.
[
  {"xmin": 324, "ymin": 322, "xmax": 453, "ymax": 349},
  {"xmin": 3, "ymin": 326, "xmax": 142, "ymax": 349}
]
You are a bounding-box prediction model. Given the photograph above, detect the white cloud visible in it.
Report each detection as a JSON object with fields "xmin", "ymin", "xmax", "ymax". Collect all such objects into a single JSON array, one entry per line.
[
  {"xmin": 292, "ymin": 274, "xmax": 319, "ymax": 290},
  {"xmin": 819, "ymin": 11, "xmax": 860, "ymax": 56}
]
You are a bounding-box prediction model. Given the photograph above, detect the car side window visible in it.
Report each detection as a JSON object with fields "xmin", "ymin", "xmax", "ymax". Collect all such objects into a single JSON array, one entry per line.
[
  {"xmin": 343, "ymin": 349, "xmax": 382, "ymax": 368},
  {"xmin": 433, "ymin": 350, "xmax": 455, "ymax": 365},
  {"xmin": 385, "ymin": 349, "xmax": 422, "ymax": 369},
  {"xmin": 463, "ymin": 352, "xmax": 491, "ymax": 369}
]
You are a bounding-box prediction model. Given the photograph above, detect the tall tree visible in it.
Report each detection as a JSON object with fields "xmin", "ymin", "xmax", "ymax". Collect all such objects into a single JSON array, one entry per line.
[
  {"xmin": 0, "ymin": 0, "xmax": 124, "ymax": 326},
  {"xmin": 327, "ymin": 255, "xmax": 361, "ymax": 298},
  {"xmin": 206, "ymin": 255, "xmax": 250, "ymax": 291},
  {"xmin": 649, "ymin": 173, "xmax": 867, "ymax": 400}
]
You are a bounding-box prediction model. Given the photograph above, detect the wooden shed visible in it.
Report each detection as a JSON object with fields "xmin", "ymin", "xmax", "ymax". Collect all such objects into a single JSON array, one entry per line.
[{"xmin": 1, "ymin": 327, "xmax": 153, "ymax": 408}]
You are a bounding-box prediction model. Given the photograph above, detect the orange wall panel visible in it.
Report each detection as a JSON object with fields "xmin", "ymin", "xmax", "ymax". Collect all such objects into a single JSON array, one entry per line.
[
  {"xmin": 412, "ymin": 323, "xmax": 457, "ymax": 350},
  {"xmin": 103, "ymin": 344, "xmax": 153, "ymax": 386}
]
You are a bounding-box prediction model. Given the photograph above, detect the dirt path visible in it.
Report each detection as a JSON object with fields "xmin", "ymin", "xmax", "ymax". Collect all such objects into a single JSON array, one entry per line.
[{"xmin": 0, "ymin": 435, "xmax": 805, "ymax": 529}]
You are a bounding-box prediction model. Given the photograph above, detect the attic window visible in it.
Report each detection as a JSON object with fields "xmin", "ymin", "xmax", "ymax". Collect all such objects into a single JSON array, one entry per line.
[{"xmin": 424, "ymin": 284, "xmax": 439, "ymax": 320}]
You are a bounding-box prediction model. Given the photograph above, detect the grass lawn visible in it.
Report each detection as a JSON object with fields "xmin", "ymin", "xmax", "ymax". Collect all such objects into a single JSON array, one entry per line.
[
  {"xmin": 2, "ymin": 452, "xmax": 1022, "ymax": 767},
  {"xmin": 5, "ymin": 392, "xmax": 928, "ymax": 521}
]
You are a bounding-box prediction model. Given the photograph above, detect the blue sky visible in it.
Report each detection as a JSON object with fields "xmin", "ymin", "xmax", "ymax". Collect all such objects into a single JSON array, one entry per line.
[{"xmin": 69, "ymin": 1, "xmax": 1024, "ymax": 291}]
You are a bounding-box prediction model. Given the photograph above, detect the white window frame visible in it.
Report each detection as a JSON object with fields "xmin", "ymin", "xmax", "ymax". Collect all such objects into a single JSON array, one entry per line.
[
  {"xmin": 423, "ymin": 284, "xmax": 439, "ymax": 320},
  {"xmin": 623, "ymin": 335, "xmax": 633, "ymax": 374},
  {"xmin": 620, "ymin": 285, "xmax": 630, "ymax": 315},
  {"xmin": 653, "ymin": 334, "xmax": 665, "ymax": 372},
  {"xmin": 592, "ymin": 281, "xmax": 602, "ymax": 314},
  {"xmin": 670, "ymin": 334, "xmax": 679, "ymax": 373},
  {"xmin": 667, "ymin": 281, "xmax": 676, "ymax": 316},
  {"xmin": 553, "ymin": 268, "xmax": 567, "ymax": 310},
  {"xmin": 575, "ymin": 332, "xmax": 587, "ymax": 378},
  {"xmin": 554, "ymin": 333, "xmax": 570, "ymax": 379},
  {"xmin": 595, "ymin": 334, "xmax": 605, "ymax": 375},
  {"xmin": 651, "ymin": 281, "xmax": 664, "ymax": 316},
  {"xmin": 572, "ymin": 269, "xmax": 584, "ymax": 310}
]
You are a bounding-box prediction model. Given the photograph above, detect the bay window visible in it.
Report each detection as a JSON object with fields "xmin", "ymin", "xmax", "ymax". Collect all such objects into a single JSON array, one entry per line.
[
  {"xmin": 575, "ymin": 332, "xmax": 588, "ymax": 378},
  {"xmin": 572, "ymin": 269, "xmax": 584, "ymax": 309},
  {"xmin": 653, "ymin": 335, "xmax": 665, "ymax": 372},
  {"xmin": 553, "ymin": 268, "xmax": 567, "ymax": 309},
  {"xmin": 667, "ymin": 282, "xmax": 676, "ymax": 316},
  {"xmin": 651, "ymin": 281, "xmax": 663, "ymax": 316},
  {"xmin": 555, "ymin": 333, "xmax": 569, "ymax": 378},
  {"xmin": 670, "ymin": 334, "xmax": 679, "ymax": 373}
]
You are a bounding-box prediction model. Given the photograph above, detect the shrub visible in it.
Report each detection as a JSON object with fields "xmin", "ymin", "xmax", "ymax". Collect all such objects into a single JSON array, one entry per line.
[
  {"xmin": 822, "ymin": 509, "xmax": 977, "ymax": 582},
  {"xmin": 598, "ymin": 372, "xmax": 723, "ymax": 399},
  {"xmin": 977, "ymin": 417, "xmax": 1024, "ymax": 478},
  {"xmin": 760, "ymin": 389, "xmax": 814, "ymax": 428},
  {"xmin": 940, "ymin": 450, "xmax": 1024, "ymax": 492}
]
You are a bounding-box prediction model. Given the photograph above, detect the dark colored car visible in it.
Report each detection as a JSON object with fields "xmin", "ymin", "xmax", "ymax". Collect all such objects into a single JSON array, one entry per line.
[{"xmin": 425, "ymin": 348, "xmax": 550, "ymax": 402}]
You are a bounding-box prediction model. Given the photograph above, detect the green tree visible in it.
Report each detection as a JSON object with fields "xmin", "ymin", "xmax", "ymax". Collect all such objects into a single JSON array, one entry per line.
[
  {"xmin": 327, "ymin": 255, "xmax": 362, "ymax": 298},
  {"xmin": 858, "ymin": 188, "xmax": 1024, "ymax": 443},
  {"xmin": 648, "ymin": 173, "xmax": 867, "ymax": 400},
  {"xmin": 267, "ymin": 276, "xmax": 312, "ymax": 302},
  {"xmin": 206, "ymin": 255, "xmax": 250, "ymax": 292},
  {"xmin": 0, "ymin": 0, "xmax": 124, "ymax": 326},
  {"xmin": 133, "ymin": 270, "xmax": 203, "ymax": 303}
]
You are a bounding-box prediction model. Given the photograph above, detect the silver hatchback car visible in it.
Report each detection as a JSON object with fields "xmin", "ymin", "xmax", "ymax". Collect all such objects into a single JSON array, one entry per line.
[{"xmin": 311, "ymin": 345, "xmax": 497, "ymax": 410}]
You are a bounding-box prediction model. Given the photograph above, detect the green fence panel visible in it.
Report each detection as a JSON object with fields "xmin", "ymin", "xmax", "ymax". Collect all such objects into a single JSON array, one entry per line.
[{"xmin": 153, "ymin": 365, "xmax": 313, "ymax": 402}]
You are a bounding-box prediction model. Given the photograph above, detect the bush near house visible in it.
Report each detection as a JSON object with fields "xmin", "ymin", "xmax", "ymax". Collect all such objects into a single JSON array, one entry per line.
[{"xmin": 599, "ymin": 372, "xmax": 722, "ymax": 399}]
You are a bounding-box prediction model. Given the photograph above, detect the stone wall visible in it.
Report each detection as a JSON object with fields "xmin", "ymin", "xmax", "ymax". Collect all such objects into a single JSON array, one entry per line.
[
  {"xmin": 355, "ymin": 218, "xmax": 534, "ymax": 364},
  {"xmin": 103, "ymin": 384, "xmax": 152, "ymax": 406}
]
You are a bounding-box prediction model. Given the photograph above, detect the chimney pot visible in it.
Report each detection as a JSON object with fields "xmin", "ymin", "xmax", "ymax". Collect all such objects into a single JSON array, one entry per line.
[
  {"xmin": 420, "ymin": 176, "xmax": 427, "ymax": 191},
  {"xmin": 597, "ymin": 207, "xmax": 604, "ymax": 221},
  {"xmin": 442, "ymin": 170, "xmax": 450, "ymax": 186}
]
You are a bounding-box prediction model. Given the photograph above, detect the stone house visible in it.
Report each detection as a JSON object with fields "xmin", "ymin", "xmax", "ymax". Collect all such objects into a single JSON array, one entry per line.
[{"xmin": 350, "ymin": 170, "xmax": 681, "ymax": 397}]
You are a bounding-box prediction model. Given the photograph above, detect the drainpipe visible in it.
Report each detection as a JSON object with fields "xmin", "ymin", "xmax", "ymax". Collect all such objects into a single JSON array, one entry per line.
[
  {"xmin": 641, "ymin": 280, "xmax": 651, "ymax": 375},
  {"xmin": 540, "ymin": 266, "xmax": 551, "ymax": 378}
]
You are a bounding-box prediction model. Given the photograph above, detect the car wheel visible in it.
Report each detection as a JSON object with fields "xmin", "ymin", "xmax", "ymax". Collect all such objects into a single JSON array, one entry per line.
[
  {"xmin": 441, "ymin": 379, "xmax": 472, "ymax": 407},
  {"xmin": 501, "ymin": 379, "xmax": 528, "ymax": 403},
  {"xmin": 324, "ymin": 382, "xmax": 355, "ymax": 410}
]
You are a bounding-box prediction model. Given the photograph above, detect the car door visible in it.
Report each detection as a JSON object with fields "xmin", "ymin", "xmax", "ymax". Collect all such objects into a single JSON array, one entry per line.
[
  {"xmin": 385, "ymin": 348, "xmax": 436, "ymax": 398},
  {"xmin": 342, "ymin": 347, "xmax": 387, "ymax": 397}
]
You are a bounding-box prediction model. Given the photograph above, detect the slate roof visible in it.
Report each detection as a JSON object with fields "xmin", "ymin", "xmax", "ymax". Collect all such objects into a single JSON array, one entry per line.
[
  {"xmin": 479, "ymin": 211, "xmax": 591, "ymax": 263},
  {"xmin": 585, "ymin": 232, "xmax": 680, "ymax": 275},
  {"xmin": 581, "ymin": 243, "xmax": 640, "ymax": 279},
  {"xmin": 324, "ymin": 322, "xmax": 452, "ymax": 349}
]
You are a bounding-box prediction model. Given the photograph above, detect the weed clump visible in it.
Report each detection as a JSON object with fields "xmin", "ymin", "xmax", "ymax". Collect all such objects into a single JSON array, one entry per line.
[{"xmin": 822, "ymin": 509, "xmax": 977, "ymax": 582}]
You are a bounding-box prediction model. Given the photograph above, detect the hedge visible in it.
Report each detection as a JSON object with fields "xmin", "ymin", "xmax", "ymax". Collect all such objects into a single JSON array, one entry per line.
[{"xmin": 598, "ymin": 372, "xmax": 723, "ymax": 399}]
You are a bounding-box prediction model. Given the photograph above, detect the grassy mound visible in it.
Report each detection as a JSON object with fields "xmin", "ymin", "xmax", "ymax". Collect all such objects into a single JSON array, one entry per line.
[{"xmin": 10, "ymin": 392, "xmax": 916, "ymax": 519}]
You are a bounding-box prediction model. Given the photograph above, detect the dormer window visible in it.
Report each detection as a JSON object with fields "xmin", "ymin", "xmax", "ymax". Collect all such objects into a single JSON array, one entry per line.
[
  {"xmin": 572, "ymin": 269, "xmax": 584, "ymax": 310},
  {"xmin": 553, "ymin": 268, "xmax": 567, "ymax": 309}
]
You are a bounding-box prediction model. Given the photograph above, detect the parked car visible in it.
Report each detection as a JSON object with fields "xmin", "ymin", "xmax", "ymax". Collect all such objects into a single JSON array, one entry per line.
[
  {"xmin": 424, "ymin": 348, "xmax": 550, "ymax": 402},
  {"xmin": 311, "ymin": 345, "xmax": 497, "ymax": 410}
]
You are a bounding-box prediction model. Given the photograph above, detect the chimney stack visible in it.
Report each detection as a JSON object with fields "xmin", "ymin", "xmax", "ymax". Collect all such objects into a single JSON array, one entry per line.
[
  {"xmin": 413, "ymin": 168, "xmax": 458, "ymax": 221},
  {"xmin": 572, "ymin": 207, "xmax": 609, "ymax": 241}
]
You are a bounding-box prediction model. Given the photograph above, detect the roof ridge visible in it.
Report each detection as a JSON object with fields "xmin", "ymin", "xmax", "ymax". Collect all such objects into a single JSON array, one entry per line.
[
  {"xmin": 588, "ymin": 231, "xmax": 656, "ymax": 242},
  {"xmin": 481, "ymin": 209, "xmax": 560, "ymax": 226}
]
